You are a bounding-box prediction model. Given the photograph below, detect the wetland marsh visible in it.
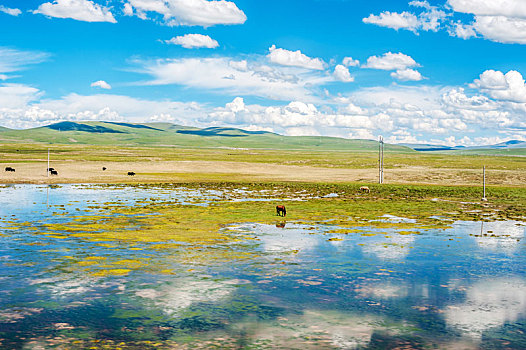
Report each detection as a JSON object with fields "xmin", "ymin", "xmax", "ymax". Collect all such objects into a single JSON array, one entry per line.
[{"xmin": 0, "ymin": 183, "xmax": 525, "ymax": 349}]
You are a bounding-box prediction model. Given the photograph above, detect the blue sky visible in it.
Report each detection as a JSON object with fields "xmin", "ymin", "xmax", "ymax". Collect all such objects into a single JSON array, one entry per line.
[{"xmin": 0, "ymin": 0, "xmax": 525, "ymax": 145}]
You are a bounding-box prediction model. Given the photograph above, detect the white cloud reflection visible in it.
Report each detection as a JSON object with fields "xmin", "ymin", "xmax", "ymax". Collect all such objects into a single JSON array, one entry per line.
[{"xmin": 445, "ymin": 277, "xmax": 526, "ymax": 338}]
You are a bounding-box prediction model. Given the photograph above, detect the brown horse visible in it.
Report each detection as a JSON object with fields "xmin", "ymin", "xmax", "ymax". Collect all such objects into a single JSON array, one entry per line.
[{"xmin": 276, "ymin": 205, "xmax": 286, "ymax": 217}]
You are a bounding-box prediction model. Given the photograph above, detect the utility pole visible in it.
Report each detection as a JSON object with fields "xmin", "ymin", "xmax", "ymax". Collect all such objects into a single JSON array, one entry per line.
[
  {"xmin": 482, "ymin": 165, "xmax": 487, "ymax": 201},
  {"xmin": 47, "ymin": 148, "xmax": 50, "ymax": 177},
  {"xmin": 378, "ymin": 136, "xmax": 384, "ymax": 184},
  {"xmin": 381, "ymin": 137, "xmax": 384, "ymax": 184}
]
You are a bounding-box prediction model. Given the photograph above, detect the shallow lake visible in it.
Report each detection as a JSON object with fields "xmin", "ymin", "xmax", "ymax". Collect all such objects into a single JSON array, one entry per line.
[{"xmin": 0, "ymin": 184, "xmax": 525, "ymax": 349}]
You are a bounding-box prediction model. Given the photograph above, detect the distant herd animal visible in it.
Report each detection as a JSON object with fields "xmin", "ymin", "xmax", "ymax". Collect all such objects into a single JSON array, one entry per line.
[
  {"xmin": 3, "ymin": 166, "xmax": 138, "ymax": 177},
  {"xmin": 276, "ymin": 205, "xmax": 286, "ymax": 217}
]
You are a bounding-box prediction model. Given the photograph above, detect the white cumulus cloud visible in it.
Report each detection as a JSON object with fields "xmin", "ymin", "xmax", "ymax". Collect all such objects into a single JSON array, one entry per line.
[
  {"xmin": 34, "ymin": 0, "xmax": 116, "ymax": 23},
  {"xmin": 472, "ymin": 15, "xmax": 526, "ymax": 44},
  {"xmin": 448, "ymin": 0, "xmax": 526, "ymax": 19},
  {"xmin": 123, "ymin": 0, "xmax": 246, "ymax": 27},
  {"xmin": 363, "ymin": 1, "xmax": 446, "ymax": 33},
  {"xmin": 449, "ymin": 21, "xmax": 477, "ymax": 39},
  {"xmin": 363, "ymin": 52, "xmax": 419, "ymax": 71},
  {"xmin": 409, "ymin": 1, "xmax": 431, "ymax": 9},
  {"xmin": 391, "ymin": 68, "xmax": 423, "ymax": 81},
  {"xmin": 442, "ymin": 88, "xmax": 497, "ymax": 110},
  {"xmin": 0, "ymin": 5, "xmax": 22, "ymax": 16},
  {"xmin": 333, "ymin": 65, "xmax": 354, "ymax": 82},
  {"xmin": 342, "ymin": 57, "xmax": 360, "ymax": 67},
  {"xmin": 164, "ymin": 33, "xmax": 218, "ymax": 48},
  {"xmin": 229, "ymin": 60, "xmax": 248, "ymax": 71},
  {"xmin": 267, "ymin": 45, "xmax": 325, "ymax": 70},
  {"xmin": 472, "ymin": 70, "xmax": 526, "ymax": 103},
  {"xmin": 90, "ymin": 80, "xmax": 111, "ymax": 89},
  {"xmin": 363, "ymin": 0, "xmax": 526, "ymax": 44},
  {"xmin": 363, "ymin": 11, "xmax": 419, "ymax": 31},
  {"xmin": 447, "ymin": 0, "xmax": 526, "ymax": 44}
]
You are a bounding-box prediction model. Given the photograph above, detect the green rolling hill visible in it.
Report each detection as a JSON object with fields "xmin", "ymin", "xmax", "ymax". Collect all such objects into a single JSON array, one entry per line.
[{"xmin": 0, "ymin": 121, "xmax": 413, "ymax": 152}]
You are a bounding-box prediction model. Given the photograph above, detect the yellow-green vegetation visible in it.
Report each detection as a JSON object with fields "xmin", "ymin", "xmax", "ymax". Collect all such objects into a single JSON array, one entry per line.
[
  {"xmin": 16, "ymin": 182, "xmax": 524, "ymax": 276},
  {"xmin": 0, "ymin": 142, "xmax": 523, "ymax": 171}
]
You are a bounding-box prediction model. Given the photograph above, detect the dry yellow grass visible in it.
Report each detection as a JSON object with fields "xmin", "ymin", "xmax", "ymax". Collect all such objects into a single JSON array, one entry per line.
[
  {"xmin": 1, "ymin": 160, "xmax": 524, "ymax": 186},
  {"xmin": 1, "ymin": 143, "xmax": 524, "ymax": 185}
]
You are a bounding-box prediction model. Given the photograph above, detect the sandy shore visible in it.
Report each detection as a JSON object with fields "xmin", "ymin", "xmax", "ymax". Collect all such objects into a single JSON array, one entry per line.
[{"xmin": 1, "ymin": 160, "xmax": 524, "ymax": 186}]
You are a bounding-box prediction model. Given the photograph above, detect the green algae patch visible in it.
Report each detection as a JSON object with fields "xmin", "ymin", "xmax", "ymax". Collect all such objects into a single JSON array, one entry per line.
[
  {"xmin": 91, "ymin": 268, "xmax": 131, "ymax": 277},
  {"xmin": 397, "ymin": 230, "xmax": 421, "ymax": 235},
  {"xmin": 111, "ymin": 259, "xmax": 150, "ymax": 269},
  {"xmin": 85, "ymin": 256, "xmax": 108, "ymax": 261},
  {"xmin": 326, "ymin": 228, "xmax": 365, "ymax": 235}
]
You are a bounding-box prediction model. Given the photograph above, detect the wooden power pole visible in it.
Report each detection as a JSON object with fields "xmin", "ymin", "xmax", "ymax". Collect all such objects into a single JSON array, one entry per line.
[{"xmin": 482, "ymin": 165, "xmax": 487, "ymax": 201}]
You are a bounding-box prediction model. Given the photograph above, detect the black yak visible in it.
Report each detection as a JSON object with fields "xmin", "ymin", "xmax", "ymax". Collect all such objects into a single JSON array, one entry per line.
[{"xmin": 276, "ymin": 205, "xmax": 286, "ymax": 217}]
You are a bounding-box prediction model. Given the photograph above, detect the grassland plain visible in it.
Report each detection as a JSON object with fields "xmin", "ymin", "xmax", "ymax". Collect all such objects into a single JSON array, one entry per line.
[{"xmin": 0, "ymin": 143, "xmax": 525, "ymax": 186}]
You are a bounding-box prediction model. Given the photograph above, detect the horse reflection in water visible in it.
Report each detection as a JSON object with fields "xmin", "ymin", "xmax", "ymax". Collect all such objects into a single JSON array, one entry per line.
[{"xmin": 276, "ymin": 205, "xmax": 286, "ymax": 217}]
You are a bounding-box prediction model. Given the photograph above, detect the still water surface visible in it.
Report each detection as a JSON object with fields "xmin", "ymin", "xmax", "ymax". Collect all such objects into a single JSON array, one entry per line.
[{"xmin": 0, "ymin": 184, "xmax": 525, "ymax": 349}]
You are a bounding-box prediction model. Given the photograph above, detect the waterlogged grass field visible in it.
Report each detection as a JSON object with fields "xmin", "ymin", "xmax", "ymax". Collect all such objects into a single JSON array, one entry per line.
[{"xmin": 0, "ymin": 182, "xmax": 525, "ymax": 349}]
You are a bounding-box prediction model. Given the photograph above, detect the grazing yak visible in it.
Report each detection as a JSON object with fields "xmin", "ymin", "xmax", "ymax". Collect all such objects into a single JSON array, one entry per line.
[
  {"xmin": 5, "ymin": 167, "xmax": 15, "ymax": 172},
  {"xmin": 102, "ymin": 167, "xmax": 106, "ymax": 171},
  {"xmin": 276, "ymin": 205, "xmax": 286, "ymax": 217},
  {"xmin": 127, "ymin": 172, "xmax": 135, "ymax": 176},
  {"xmin": 360, "ymin": 186, "xmax": 370, "ymax": 193},
  {"xmin": 50, "ymin": 170, "xmax": 58, "ymax": 176},
  {"xmin": 47, "ymin": 168, "xmax": 54, "ymax": 172}
]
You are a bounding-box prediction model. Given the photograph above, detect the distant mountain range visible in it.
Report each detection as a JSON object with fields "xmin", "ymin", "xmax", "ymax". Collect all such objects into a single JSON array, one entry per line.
[
  {"xmin": 400, "ymin": 140, "xmax": 526, "ymax": 151},
  {"xmin": 0, "ymin": 121, "xmax": 524, "ymax": 155}
]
